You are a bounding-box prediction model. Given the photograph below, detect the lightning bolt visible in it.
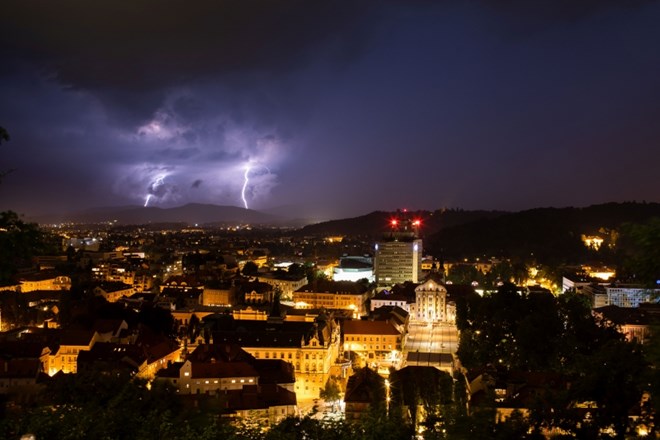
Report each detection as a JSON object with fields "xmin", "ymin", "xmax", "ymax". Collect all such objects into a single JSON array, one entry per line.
[
  {"xmin": 241, "ymin": 166, "xmax": 251, "ymax": 209},
  {"xmin": 144, "ymin": 175, "xmax": 166, "ymax": 207}
]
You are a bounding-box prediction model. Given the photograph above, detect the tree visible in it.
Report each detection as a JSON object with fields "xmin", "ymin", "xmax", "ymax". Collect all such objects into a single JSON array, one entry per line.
[
  {"xmin": 446, "ymin": 264, "xmax": 481, "ymax": 285},
  {"xmin": 571, "ymin": 339, "xmax": 646, "ymax": 439},
  {"xmin": 137, "ymin": 305, "xmax": 176, "ymax": 337},
  {"xmin": 640, "ymin": 325, "xmax": 660, "ymax": 436},
  {"xmin": 320, "ymin": 376, "xmax": 342, "ymax": 408},
  {"xmin": 242, "ymin": 261, "xmax": 259, "ymax": 276},
  {"xmin": 618, "ymin": 218, "xmax": 660, "ymax": 287},
  {"xmin": 187, "ymin": 313, "xmax": 201, "ymax": 341},
  {"xmin": 0, "ymin": 211, "xmax": 50, "ymax": 282},
  {"xmin": 287, "ymin": 263, "xmax": 306, "ymax": 279}
]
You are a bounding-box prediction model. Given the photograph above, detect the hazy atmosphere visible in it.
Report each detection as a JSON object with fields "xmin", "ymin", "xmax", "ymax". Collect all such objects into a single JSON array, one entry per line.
[{"xmin": 2, "ymin": 1, "xmax": 660, "ymax": 219}]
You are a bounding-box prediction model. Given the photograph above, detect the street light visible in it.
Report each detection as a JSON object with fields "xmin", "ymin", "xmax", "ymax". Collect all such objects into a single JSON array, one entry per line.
[{"xmin": 384, "ymin": 379, "xmax": 390, "ymax": 415}]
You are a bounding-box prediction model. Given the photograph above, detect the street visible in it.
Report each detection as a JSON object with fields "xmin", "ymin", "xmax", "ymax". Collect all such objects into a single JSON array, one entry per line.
[{"xmin": 404, "ymin": 322, "xmax": 458, "ymax": 356}]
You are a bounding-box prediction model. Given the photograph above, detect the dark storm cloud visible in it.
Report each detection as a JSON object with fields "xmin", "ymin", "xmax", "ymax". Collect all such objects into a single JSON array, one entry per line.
[
  {"xmin": 2, "ymin": 0, "xmax": 649, "ymax": 95},
  {"xmin": 2, "ymin": 0, "xmax": 660, "ymax": 217},
  {"xmin": 476, "ymin": 0, "xmax": 653, "ymax": 39},
  {"xmin": 1, "ymin": 0, "xmax": 374, "ymax": 91},
  {"xmin": 483, "ymin": 0, "xmax": 650, "ymax": 23}
]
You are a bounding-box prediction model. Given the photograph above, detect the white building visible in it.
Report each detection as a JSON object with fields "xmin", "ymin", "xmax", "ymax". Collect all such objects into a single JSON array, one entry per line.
[
  {"xmin": 605, "ymin": 285, "xmax": 660, "ymax": 308},
  {"xmin": 333, "ymin": 256, "xmax": 374, "ymax": 283},
  {"xmin": 410, "ymin": 278, "xmax": 447, "ymax": 324},
  {"xmin": 258, "ymin": 274, "xmax": 308, "ymax": 300}
]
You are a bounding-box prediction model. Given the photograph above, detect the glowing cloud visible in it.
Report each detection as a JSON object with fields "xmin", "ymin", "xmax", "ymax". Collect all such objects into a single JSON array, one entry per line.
[{"xmin": 114, "ymin": 91, "xmax": 289, "ymax": 209}]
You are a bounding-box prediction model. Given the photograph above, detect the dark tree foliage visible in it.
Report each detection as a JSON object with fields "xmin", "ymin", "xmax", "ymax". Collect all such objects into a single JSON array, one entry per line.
[
  {"xmin": 242, "ymin": 261, "xmax": 259, "ymax": 276},
  {"xmin": 456, "ymin": 285, "xmax": 649, "ymax": 438},
  {"xmin": 640, "ymin": 325, "xmax": 660, "ymax": 433},
  {"xmin": 320, "ymin": 376, "xmax": 342, "ymax": 404},
  {"xmin": 389, "ymin": 367, "xmax": 453, "ymax": 427},
  {"xmin": 0, "ymin": 291, "xmax": 29, "ymax": 326},
  {"xmin": 0, "ymin": 368, "xmax": 235, "ymax": 440},
  {"xmin": 138, "ymin": 304, "xmax": 176, "ymax": 337},
  {"xmin": 427, "ymin": 203, "xmax": 660, "ymax": 264},
  {"xmin": 286, "ymin": 262, "xmax": 306, "ymax": 279},
  {"xmin": 187, "ymin": 313, "xmax": 201, "ymax": 341},
  {"xmin": 446, "ymin": 264, "xmax": 481, "ymax": 285},
  {"xmin": 0, "ymin": 211, "xmax": 55, "ymax": 282},
  {"xmin": 617, "ymin": 218, "xmax": 660, "ymax": 287}
]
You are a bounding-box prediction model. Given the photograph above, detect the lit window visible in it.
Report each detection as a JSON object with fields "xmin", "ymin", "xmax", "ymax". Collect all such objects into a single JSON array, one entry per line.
[{"xmin": 184, "ymin": 372, "xmax": 189, "ymax": 377}]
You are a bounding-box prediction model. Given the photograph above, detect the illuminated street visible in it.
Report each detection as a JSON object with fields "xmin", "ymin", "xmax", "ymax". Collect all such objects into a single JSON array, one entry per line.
[{"xmin": 403, "ymin": 322, "xmax": 459, "ymax": 367}]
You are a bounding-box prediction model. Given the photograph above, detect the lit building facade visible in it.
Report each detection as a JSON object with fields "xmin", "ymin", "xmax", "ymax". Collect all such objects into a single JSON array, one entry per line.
[
  {"xmin": 371, "ymin": 290, "xmax": 413, "ymax": 313},
  {"xmin": 605, "ymin": 286, "xmax": 660, "ymax": 308},
  {"xmin": 49, "ymin": 330, "xmax": 99, "ymax": 374},
  {"xmin": 94, "ymin": 282, "xmax": 135, "ymax": 303},
  {"xmin": 410, "ymin": 278, "xmax": 448, "ymax": 324},
  {"xmin": 293, "ymin": 281, "xmax": 369, "ymax": 317},
  {"xmin": 156, "ymin": 344, "xmax": 297, "ymax": 425},
  {"xmin": 374, "ymin": 239, "xmax": 422, "ymax": 287},
  {"xmin": 343, "ymin": 320, "xmax": 402, "ymax": 368},
  {"xmin": 202, "ymin": 283, "xmax": 234, "ymax": 306},
  {"xmin": 259, "ymin": 274, "xmax": 308, "ymax": 300},
  {"xmin": 18, "ymin": 274, "xmax": 71, "ymax": 292},
  {"xmin": 212, "ymin": 319, "xmax": 341, "ymax": 400}
]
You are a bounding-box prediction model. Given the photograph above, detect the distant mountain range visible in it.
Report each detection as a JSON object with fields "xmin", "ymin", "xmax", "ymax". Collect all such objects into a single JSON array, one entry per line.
[{"xmin": 35, "ymin": 203, "xmax": 285, "ymax": 226}]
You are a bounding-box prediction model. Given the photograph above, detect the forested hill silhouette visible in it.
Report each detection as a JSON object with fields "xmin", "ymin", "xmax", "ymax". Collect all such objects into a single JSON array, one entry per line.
[
  {"xmin": 425, "ymin": 202, "xmax": 660, "ymax": 264},
  {"xmin": 296, "ymin": 202, "xmax": 660, "ymax": 266},
  {"xmin": 297, "ymin": 209, "xmax": 506, "ymax": 237}
]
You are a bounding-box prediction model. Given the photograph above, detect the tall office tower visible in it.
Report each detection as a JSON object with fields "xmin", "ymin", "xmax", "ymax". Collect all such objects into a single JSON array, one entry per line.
[{"xmin": 374, "ymin": 215, "xmax": 422, "ymax": 287}]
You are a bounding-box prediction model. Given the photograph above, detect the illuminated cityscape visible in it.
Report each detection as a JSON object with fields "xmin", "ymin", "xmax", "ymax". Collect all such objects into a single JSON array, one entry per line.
[
  {"xmin": 0, "ymin": 207, "xmax": 658, "ymax": 438},
  {"xmin": 2, "ymin": 1, "xmax": 660, "ymax": 439}
]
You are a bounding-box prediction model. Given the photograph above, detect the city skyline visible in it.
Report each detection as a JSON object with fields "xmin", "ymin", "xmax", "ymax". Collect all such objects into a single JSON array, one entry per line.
[{"xmin": 2, "ymin": 1, "xmax": 660, "ymax": 220}]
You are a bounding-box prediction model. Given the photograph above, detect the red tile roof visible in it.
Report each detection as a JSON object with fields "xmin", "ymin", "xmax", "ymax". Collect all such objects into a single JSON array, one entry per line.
[{"xmin": 343, "ymin": 320, "xmax": 400, "ymax": 336}]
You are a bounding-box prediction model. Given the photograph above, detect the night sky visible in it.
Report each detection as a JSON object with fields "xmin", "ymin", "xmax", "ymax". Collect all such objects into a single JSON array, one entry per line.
[{"xmin": 2, "ymin": 1, "xmax": 660, "ymax": 220}]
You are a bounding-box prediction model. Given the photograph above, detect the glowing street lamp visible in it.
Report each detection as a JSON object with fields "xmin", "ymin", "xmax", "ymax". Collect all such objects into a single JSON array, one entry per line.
[{"xmin": 384, "ymin": 379, "xmax": 391, "ymax": 415}]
